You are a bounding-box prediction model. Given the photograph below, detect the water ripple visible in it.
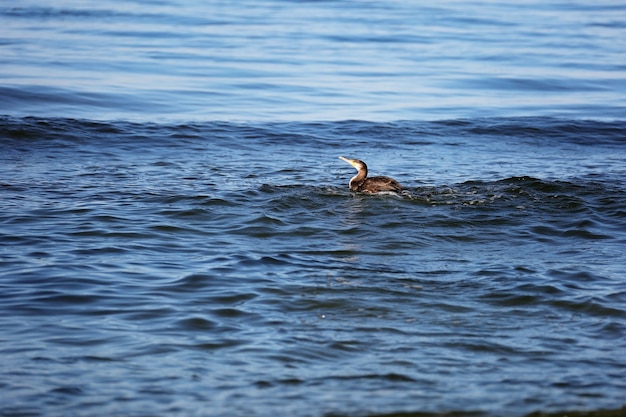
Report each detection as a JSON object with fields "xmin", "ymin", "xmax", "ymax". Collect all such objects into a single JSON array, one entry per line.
[{"xmin": 1, "ymin": 117, "xmax": 625, "ymax": 416}]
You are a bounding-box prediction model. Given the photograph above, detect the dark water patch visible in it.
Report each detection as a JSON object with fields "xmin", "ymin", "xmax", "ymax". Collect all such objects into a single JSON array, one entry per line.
[
  {"xmin": 526, "ymin": 405, "xmax": 626, "ymax": 417},
  {"xmin": 462, "ymin": 118, "xmax": 626, "ymax": 145}
]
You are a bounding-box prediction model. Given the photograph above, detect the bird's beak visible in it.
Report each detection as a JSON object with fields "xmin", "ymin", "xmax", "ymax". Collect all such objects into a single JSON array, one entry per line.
[{"xmin": 339, "ymin": 156, "xmax": 356, "ymax": 167}]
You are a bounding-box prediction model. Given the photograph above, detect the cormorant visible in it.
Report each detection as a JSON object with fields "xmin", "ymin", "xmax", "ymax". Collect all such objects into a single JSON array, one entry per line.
[{"xmin": 339, "ymin": 156, "xmax": 403, "ymax": 193}]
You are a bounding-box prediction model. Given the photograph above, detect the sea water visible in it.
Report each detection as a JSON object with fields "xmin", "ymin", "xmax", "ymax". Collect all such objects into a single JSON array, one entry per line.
[{"xmin": 1, "ymin": 2, "xmax": 626, "ymax": 417}]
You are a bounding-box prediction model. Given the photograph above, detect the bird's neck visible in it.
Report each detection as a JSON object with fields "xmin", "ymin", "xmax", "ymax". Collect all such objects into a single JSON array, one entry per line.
[{"xmin": 349, "ymin": 168, "xmax": 367, "ymax": 190}]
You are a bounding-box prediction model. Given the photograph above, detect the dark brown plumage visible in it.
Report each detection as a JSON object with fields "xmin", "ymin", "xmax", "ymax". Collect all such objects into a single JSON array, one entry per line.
[{"xmin": 339, "ymin": 156, "xmax": 403, "ymax": 193}]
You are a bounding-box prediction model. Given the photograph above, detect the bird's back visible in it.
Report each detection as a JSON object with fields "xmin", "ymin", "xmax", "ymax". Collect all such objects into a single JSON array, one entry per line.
[{"xmin": 358, "ymin": 176, "xmax": 403, "ymax": 193}]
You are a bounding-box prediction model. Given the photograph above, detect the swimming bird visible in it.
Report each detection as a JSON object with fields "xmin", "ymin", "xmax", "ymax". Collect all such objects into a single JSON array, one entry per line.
[{"xmin": 339, "ymin": 156, "xmax": 403, "ymax": 193}]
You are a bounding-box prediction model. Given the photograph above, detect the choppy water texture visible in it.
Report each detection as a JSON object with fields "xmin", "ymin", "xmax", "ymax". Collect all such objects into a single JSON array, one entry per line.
[
  {"xmin": 2, "ymin": 1, "xmax": 626, "ymax": 416},
  {"xmin": 1, "ymin": 0, "xmax": 626, "ymax": 121},
  {"xmin": 1, "ymin": 116, "xmax": 626, "ymax": 417}
]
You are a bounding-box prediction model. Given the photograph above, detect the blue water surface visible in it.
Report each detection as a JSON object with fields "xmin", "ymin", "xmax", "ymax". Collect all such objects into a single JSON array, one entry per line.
[
  {"xmin": 1, "ymin": 1, "xmax": 626, "ymax": 417},
  {"xmin": 1, "ymin": 0, "xmax": 625, "ymax": 121}
]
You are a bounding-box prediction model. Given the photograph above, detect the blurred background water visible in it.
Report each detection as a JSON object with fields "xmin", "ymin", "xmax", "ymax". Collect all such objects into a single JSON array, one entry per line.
[
  {"xmin": 1, "ymin": 1, "xmax": 626, "ymax": 417},
  {"xmin": 1, "ymin": 0, "xmax": 625, "ymax": 121}
]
